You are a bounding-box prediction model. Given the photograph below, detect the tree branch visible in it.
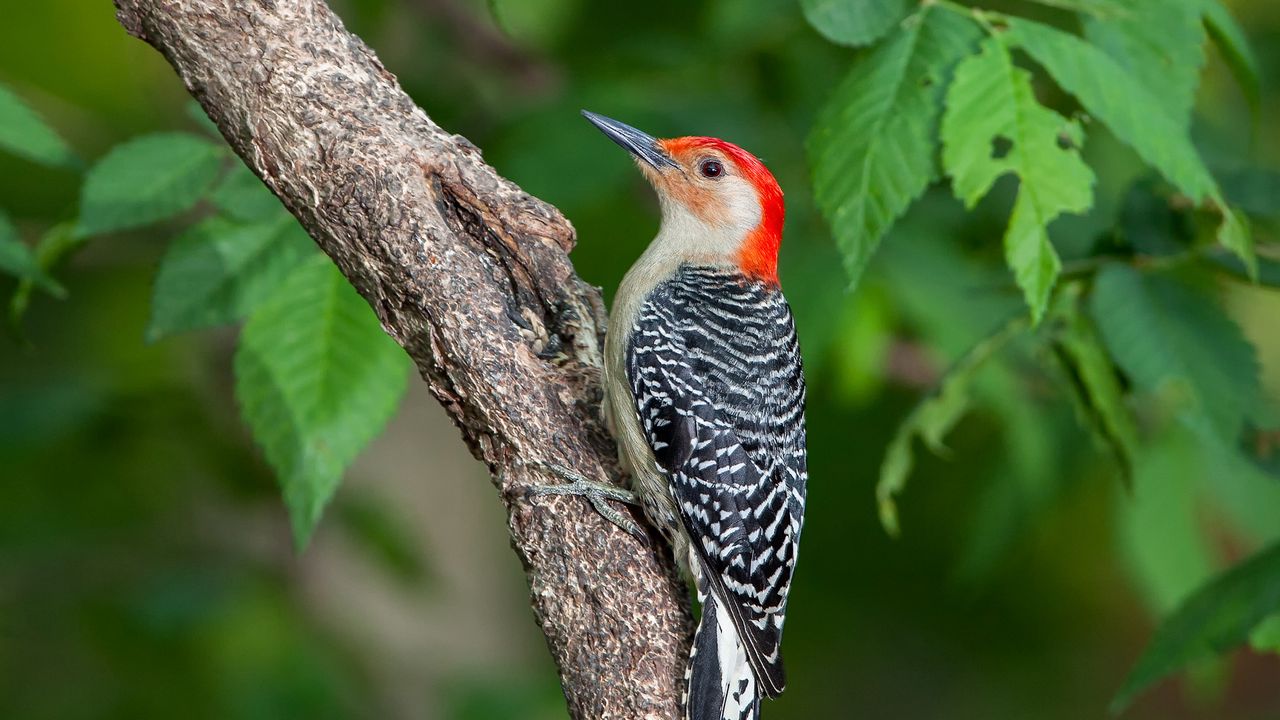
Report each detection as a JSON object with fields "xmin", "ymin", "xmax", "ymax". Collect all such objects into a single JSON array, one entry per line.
[{"xmin": 111, "ymin": 1, "xmax": 692, "ymax": 716}]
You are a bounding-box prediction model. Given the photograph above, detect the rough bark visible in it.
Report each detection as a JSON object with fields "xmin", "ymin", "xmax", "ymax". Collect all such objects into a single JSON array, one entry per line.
[{"xmin": 111, "ymin": 1, "xmax": 693, "ymax": 717}]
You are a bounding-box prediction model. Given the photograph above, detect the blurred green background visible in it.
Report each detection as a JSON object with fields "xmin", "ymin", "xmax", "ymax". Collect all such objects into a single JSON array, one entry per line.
[{"xmin": 2, "ymin": 0, "xmax": 1278, "ymax": 718}]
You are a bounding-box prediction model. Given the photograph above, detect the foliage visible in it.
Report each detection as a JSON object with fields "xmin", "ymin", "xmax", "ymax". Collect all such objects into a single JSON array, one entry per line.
[
  {"xmin": 0, "ymin": 83, "xmax": 78, "ymax": 169},
  {"xmin": 807, "ymin": 6, "xmax": 980, "ymax": 288},
  {"xmin": 877, "ymin": 314, "xmax": 1023, "ymax": 535},
  {"xmin": 0, "ymin": 83, "xmax": 410, "ymax": 548},
  {"xmin": 1113, "ymin": 541, "xmax": 1280, "ymax": 712},
  {"xmin": 78, "ymin": 133, "xmax": 226, "ymax": 235},
  {"xmin": 941, "ymin": 34, "xmax": 1093, "ymax": 321},
  {"xmin": 235, "ymin": 256, "xmax": 410, "ymax": 547},
  {"xmin": 2, "ymin": 0, "xmax": 1279, "ymax": 716},
  {"xmin": 804, "ymin": 0, "xmax": 1280, "ymax": 709}
]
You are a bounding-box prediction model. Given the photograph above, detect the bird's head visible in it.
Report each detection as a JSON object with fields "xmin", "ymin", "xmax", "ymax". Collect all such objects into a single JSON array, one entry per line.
[{"xmin": 583, "ymin": 110, "xmax": 784, "ymax": 284}]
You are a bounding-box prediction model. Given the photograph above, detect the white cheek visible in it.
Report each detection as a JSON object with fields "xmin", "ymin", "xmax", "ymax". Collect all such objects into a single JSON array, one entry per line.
[
  {"xmin": 720, "ymin": 176, "xmax": 762, "ymax": 234},
  {"xmin": 652, "ymin": 176, "xmax": 760, "ymax": 261}
]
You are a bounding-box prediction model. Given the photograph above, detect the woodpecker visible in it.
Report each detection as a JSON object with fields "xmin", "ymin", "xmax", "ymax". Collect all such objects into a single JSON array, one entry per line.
[{"xmin": 542, "ymin": 111, "xmax": 807, "ymax": 720}]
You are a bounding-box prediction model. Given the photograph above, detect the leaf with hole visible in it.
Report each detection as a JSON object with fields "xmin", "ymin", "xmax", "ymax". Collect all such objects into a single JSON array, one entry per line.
[
  {"xmin": 1006, "ymin": 16, "xmax": 1254, "ymax": 275},
  {"xmin": 235, "ymin": 255, "xmax": 411, "ymax": 548},
  {"xmin": 78, "ymin": 133, "xmax": 225, "ymax": 236},
  {"xmin": 148, "ymin": 215, "xmax": 316, "ymax": 341},
  {"xmin": 941, "ymin": 35, "xmax": 1094, "ymax": 323},
  {"xmin": 809, "ymin": 6, "xmax": 981, "ymax": 289}
]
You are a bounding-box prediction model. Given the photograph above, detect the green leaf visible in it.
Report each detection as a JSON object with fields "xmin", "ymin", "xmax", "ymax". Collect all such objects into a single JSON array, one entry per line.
[
  {"xmin": 1006, "ymin": 17, "xmax": 1216, "ymax": 204},
  {"xmin": 1113, "ymin": 541, "xmax": 1280, "ymax": 712},
  {"xmin": 1208, "ymin": 251, "xmax": 1280, "ymax": 288},
  {"xmin": 1050, "ymin": 284, "xmax": 1139, "ymax": 477},
  {"xmin": 0, "ymin": 83, "xmax": 79, "ymax": 169},
  {"xmin": 210, "ymin": 162, "xmax": 285, "ymax": 223},
  {"xmin": 877, "ymin": 316, "xmax": 1024, "ymax": 535},
  {"xmin": 1023, "ymin": 0, "xmax": 1128, "ymax": 17},
  {"xmin": 1197, "ymin": 0, "xmax": 1260, "ymax": 114},
  {"xmin": 1090, "ymin": 264, "xmax": 1259, "ymax": 442},
  {"xmin": 78, "ymin": 133, "xmax": 225, "ymax": 236},
  {"xmin": 1004, "ymin": 18, "xmax": 1257, "ymax": 276},
  {"xmin": 1219, "ymin": 167, "xmax": 1280, "ymax": 220},
  {"xmin": 1118, "ymin": 428, "xmax": 1214, "ymax": 618},
  {"xmin": 147, "ymin": 215, "xmax": 316, "ymax": 341},
  {"xmin": 809, "ymin": 7, "xmax": 981, "ymax": 289},
  {"xmin": 8, "ymin": 222, "xmax": 84, "ymax": 333},
  {"xmin": 941, "ymin": 35, "xmax": 1094, "ymax": 323},
  {"xmin": 799, "ymin": 0, "xmax": 911, "ymax": 47},
  {"xmin": 1250, "ymin": 613, "xmax": 1280, "ymax": 655},
  {"xmin": 235, "ymin": 256, "xmax": 411, "ymax": 548},
  {"xmin": 1082, "ymin": 0, "xmax": 1205, "ymax": 129},
  {"xmin": 1216, "ymin": 207, "xmax": 1255, "ymax": 278},
  {"xmin": 0, "ymin": 211, "xmax": 64, "ymax": 296}
]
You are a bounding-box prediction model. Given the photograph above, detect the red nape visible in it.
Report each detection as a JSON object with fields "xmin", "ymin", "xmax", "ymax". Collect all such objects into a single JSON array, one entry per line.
[{"xmin": 665, "ymin": 136, "xmax": 785, "ymax": 284}]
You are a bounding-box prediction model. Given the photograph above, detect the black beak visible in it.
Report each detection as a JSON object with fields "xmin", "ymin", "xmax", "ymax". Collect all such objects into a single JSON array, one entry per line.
[{"xmin": 581, "ymin": 110, "xmax": 678, "ymax": 170}]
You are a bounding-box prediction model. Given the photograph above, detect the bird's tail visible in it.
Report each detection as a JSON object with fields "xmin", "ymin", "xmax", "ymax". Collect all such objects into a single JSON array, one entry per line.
[{"xmin": 683, "ymin": 582, "xmax": 759, "ymax": 720}]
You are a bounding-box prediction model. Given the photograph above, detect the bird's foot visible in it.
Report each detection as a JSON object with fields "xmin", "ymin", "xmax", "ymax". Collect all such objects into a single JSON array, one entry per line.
[{"xmin": 527, "ymin": 462, "xmax": 648, "ymax": 544}]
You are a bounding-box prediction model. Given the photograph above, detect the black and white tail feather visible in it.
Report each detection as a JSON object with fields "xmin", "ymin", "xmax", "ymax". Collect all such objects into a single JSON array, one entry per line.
[{"xmin": 684, "ymin": 570, "xmax": 761, "ymax": 720}]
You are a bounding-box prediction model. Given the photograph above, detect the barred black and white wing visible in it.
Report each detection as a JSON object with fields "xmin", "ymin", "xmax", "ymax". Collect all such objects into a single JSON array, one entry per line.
[{"xmin": 626, "ymin": 265, "xmax": 807, "ymax": 712}]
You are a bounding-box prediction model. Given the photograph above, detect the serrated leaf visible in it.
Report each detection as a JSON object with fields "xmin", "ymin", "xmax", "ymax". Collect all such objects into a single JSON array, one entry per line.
[
  {"xmin": 809, "ymin": 7, "xmax": 981, "ymax": 289},
  {"xmin": 1090, "ymin": 264, "xmax": 1259, "ymax": 442},
  {"xmin": 78, "ymin": 133, "xmax": 225, "ymax": 236},
  {"xmin": 1113, "ymin": 541, "xmax": 1280, "ymax": 713},
  {"xmin": 1197, "ymin": 0, "xmax": 1260, "ymax": 114},
  {"xmin": 877, "ymin": 316, "xmax": 1023, "ymax": 536},
  {"xmin": 1006, "ymin": 17, "xmax": 1255, "ymax": 275},
  {"xmin": 235, "ymin": 256, "xmax": 411, "ymax": 548},
  {"xmin": 148, "ymin": 215, "xmax": 316, "ymax": 341},
  {"xmin": 799, "ymin": 0, "xmax": 911, "ymax": 47},
  {"xmin": 1051, "ymin": 284, "xmax": 1138, "ymax": 477},
  {"xmin": 1007, "ymin": 17, "xmax": 1215, "ymax": 203},
  {"xmin": 1250, "ymin": 613, "xmax": 1280, "ymax": 654},
  {"xmin": 1083, "ymin": 0, "xmax": 1205, "ymax": 129},
  {"xmin": 0, "ymin": 210, "xmax": 64, "ymax": 296},
  {"xmin": 941, "ymin": 36, "xmax": 1094, "ymax": 322},
  {"xmin": 210, "ymin": 162, "xmax": 285, "ymax": 223},
  {"xmin": 0, "ymin": 83, "xmax": 78, "ymax": 169}
]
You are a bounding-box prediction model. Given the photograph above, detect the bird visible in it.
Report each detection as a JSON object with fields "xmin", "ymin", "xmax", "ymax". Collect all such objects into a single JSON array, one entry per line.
[{"xmin": 534, "ymin": 111, "xmax": 807, "ymax": 720}]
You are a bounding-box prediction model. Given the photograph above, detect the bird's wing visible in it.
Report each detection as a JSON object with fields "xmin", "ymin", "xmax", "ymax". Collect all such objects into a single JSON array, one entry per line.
[{"xmin": 626, "ymin": 267, "xmax": 806, "ymax": 698}]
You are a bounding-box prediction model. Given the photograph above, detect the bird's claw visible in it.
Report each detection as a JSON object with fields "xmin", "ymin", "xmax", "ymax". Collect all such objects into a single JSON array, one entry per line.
[{"xmin": 527, "ymin": 462, "xmax": 648, "ymax": 545}]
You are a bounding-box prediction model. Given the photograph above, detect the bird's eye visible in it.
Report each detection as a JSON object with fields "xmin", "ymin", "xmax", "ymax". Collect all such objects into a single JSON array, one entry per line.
[{"xmin": 699, "ymin": 159, "xmax": 724, "ymax": 179}]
